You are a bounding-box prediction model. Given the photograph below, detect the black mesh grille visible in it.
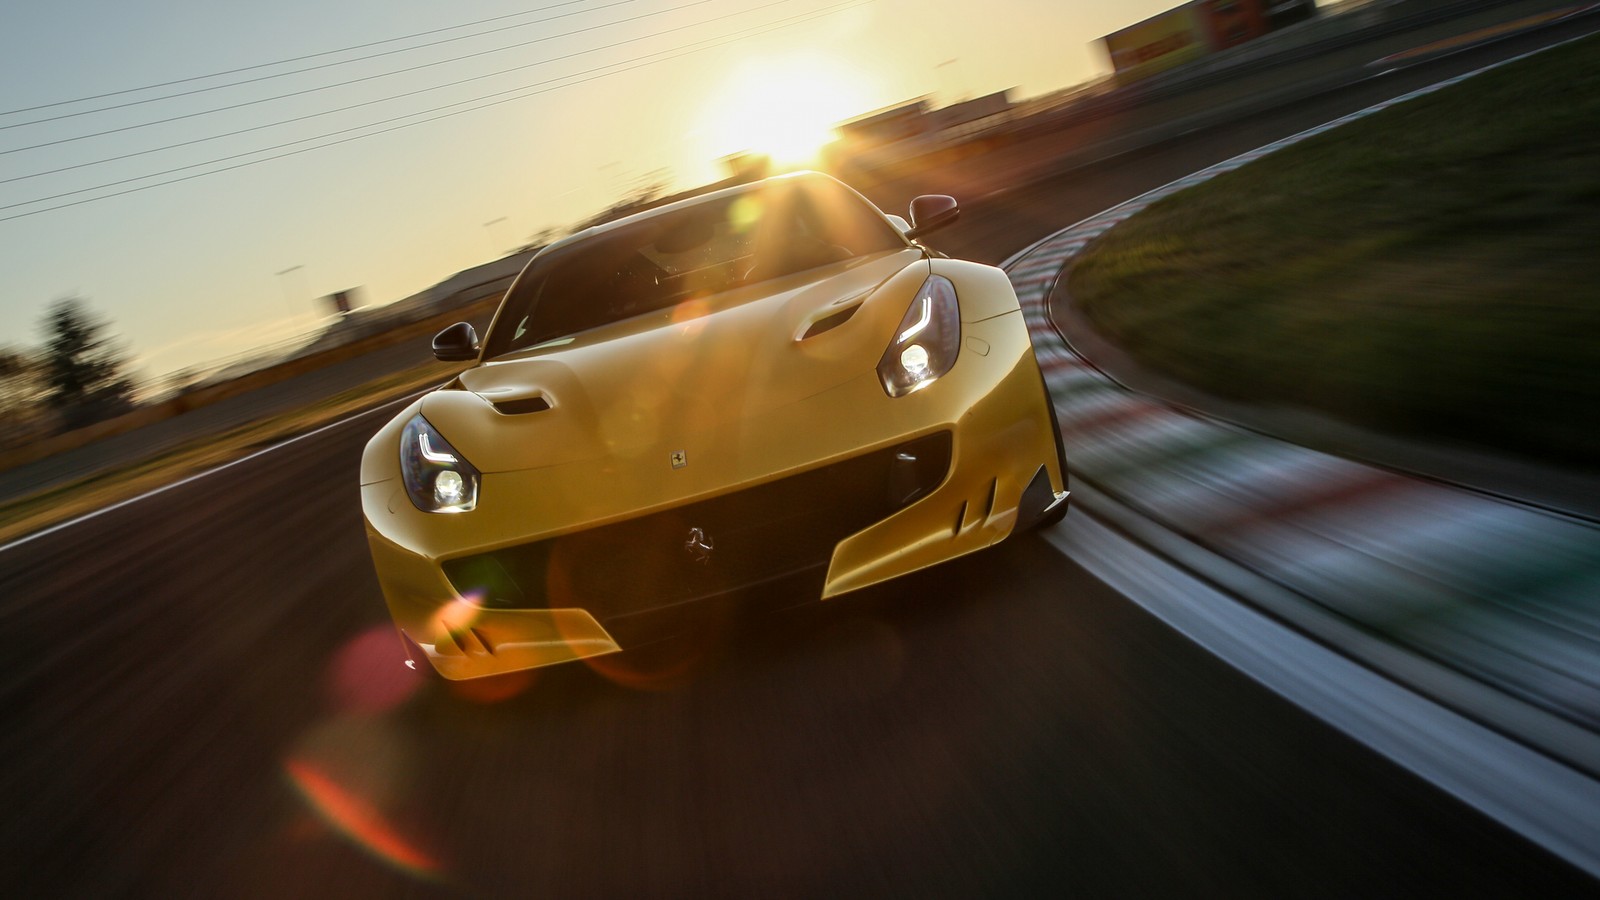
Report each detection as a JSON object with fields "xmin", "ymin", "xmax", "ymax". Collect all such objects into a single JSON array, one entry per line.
[{"xmin": 442, "ymin": 432, "xmax": 951, "ymax": 622}]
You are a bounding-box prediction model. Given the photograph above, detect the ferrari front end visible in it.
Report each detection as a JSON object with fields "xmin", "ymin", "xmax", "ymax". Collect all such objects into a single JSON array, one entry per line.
[{"xmin": 360, "ymin": 173, "xmax": 1067, "ymax": 680}]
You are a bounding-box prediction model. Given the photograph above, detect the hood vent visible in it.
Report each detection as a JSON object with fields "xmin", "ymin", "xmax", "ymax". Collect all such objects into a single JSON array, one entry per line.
[
  {"xmin": 492, "ymin": 395, "xmax": 552, "ymax": 415},
  {"xmin": 800, "ymin": 304, "xmax": 860, "ymax": 340}
]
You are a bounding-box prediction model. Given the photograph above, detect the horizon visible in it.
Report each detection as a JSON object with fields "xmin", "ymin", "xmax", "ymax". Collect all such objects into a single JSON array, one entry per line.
[{"xmin": 0, "ymin": 0, "xmax": 1273, "ymax": 384}]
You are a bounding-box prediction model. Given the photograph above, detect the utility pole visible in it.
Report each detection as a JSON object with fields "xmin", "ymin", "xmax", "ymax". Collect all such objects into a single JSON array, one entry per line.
[
  {"xmin": 483, "ymin": 217, "xmax": 509, "ymax": 257},
  {"xmin": 274, "ymin": 264, "xmax": 306, "ymax": 317},
  {"xmin": 935, "ymin": 58, "xmax": 964, "ymax": 105}
]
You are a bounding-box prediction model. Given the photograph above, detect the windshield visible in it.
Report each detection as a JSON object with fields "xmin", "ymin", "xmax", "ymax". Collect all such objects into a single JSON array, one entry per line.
[{"xmin": 485, "ymin": 174, "xmax": 908, "ymax": 357}]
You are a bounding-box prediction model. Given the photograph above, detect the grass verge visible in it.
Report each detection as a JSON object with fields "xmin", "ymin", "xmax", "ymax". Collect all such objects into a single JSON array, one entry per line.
[
  {"xmin": 0, "ymin": 360, "xmax": 462, "ymax": 546},
  {"xmin": 1069, "ymin": 32, "xmax": 1600, "ymax": 470}
]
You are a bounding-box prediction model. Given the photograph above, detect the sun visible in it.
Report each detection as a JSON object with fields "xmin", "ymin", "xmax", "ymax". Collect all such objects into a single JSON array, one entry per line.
[{"xmin": 701, "ymin": 56, "xmax": 872, "ymax": 168}]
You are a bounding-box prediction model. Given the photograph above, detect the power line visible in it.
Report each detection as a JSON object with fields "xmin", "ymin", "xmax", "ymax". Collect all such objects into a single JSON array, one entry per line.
[
  {"xmin": 0, "ymin": 0, "xmax": 872, "ymax": 224},
  {"xmin": 0, "ymin": 0, "xmax": 593, "ymax": 117},
  {"xmin": 1, "ymin": 0, "xmax": 792, "ymax": 177},
  {"xmin": 1, "ymin": 0, "xmax": 716, "ymax": 151},
  {"xmin": 3, "ymin": 1, "xmax": 799, "ymax": 204},
  {"xmin": 1, "ymin": 0, "xmax": 648, "ymax": 131}
]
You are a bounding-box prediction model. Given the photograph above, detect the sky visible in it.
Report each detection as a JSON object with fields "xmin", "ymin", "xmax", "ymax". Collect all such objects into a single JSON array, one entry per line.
[{"xmin": 0, "ymin": 0, "xmax": 1206, "ymax": 383}]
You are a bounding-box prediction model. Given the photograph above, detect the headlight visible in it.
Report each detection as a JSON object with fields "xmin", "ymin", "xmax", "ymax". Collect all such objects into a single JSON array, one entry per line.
[
  {"xmin": 878, "ymin": 275, "xmax": 960, "ymax": 397},
  {"xmin": 399, "ymin": 414, "xmax": 480, "ymax": 513}
]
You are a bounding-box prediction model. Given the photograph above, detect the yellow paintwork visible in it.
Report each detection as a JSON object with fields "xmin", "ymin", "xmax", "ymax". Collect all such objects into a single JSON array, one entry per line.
[{"xmin": 361, "ymin": 177, "xmax": 1066, "ymax": 680}]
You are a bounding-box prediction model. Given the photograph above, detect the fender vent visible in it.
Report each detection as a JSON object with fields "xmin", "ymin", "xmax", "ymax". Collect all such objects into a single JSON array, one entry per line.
[
  {"xmin": 492, "ymin": 396, "xmax": 552, "ymax": 415},
  {"xmin": 800, "ymin": 304, "xmax": 859, "ymax": 340}
]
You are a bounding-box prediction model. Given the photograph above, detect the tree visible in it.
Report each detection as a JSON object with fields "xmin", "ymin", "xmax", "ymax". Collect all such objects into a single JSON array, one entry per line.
[
  {"xmin": 39, "ymin": 297, "xmax": 135, "ymax": 430},
  {"xmin": 580, "ymin": 168, "xmax": 677, "ymax": 229},
  {"xmin": 0, "ymin": 347, "xmax": 33, "ymax": 394},
  {"xmin": 521, "ymin": 225, "xmax": 566, "ymax": 253},
  {"xmin": 0, "ymin": 346, "xmax": 50, "ymax": 447}
]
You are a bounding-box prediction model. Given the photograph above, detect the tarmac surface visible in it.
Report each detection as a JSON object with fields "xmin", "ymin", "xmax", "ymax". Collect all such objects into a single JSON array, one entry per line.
[{"xmin": 3, "ymin": 404, "xmax": 1595, "ymax": 897}]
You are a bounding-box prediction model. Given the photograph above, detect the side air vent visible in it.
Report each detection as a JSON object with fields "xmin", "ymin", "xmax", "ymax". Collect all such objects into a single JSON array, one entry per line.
[
  {"xmin": 800, "ymin": 304, "xmax": 860, "ymax": 340},
  {"xmin": 492, "ymin": 396, "xmax": 552, "ymax": 415}
]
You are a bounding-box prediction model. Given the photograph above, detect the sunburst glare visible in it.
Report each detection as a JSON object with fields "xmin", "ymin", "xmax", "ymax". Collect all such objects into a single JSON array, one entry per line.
[{"xmin": 700, "ymin": 55, "xmax": 873, "ymax": 167}]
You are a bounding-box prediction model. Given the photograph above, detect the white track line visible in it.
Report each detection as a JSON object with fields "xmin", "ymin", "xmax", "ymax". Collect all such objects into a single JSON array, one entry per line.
[
  {"xmin": 0, "ymin": 389, "xmax": 427, "ymax": 556},
  {"xmin": 1051, "ymin": 509, "xmax": 1600, "ymax": 880},
  {"xmin": 1014, "ymin": 34, "xmax": 1600, "ymax": 881}
]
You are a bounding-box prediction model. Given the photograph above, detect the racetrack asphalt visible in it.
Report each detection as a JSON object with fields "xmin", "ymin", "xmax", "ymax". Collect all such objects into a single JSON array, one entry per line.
[
  {"xmin": 3, "ymin": 21, "xmax": 1599, "ymax": 898},
  {"xmin": 4, "ymin": 410, "xmax": 1595, "ymax": 897}
]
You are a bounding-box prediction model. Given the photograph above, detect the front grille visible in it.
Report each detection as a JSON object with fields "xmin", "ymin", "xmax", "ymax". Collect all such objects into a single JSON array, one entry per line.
[{"xmin": 442, "ymin": 432, "xmax": 951, "ymax": 622}]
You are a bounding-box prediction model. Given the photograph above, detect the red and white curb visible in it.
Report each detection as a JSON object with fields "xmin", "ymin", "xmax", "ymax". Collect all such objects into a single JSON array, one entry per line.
[{"xmin": 1003, "ymin": 41, "xmax": 1600, "ymax": 877}]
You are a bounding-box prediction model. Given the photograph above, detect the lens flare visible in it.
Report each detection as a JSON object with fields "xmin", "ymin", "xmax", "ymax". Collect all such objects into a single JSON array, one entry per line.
[
  {"xmin": 284, "ymin": 758, "xmax": 443, "ymax": 879},
  {"xmin": 573, "ymin": 640, "xmax": 709, "ymax": 692},
  {"xmin": 326, "ymin": 625, "xmax": 421, "ymax": 714},
  {"xmin": 729, "ymin": 195, "xmax": 763, "ymax": 233},
  {"xmin": 670, "ymin": 297, "xmax": 712, "ymax": 327},
  {"xmin": 447, "ymin": 669, "xmax": 537, "ymax": 704}
]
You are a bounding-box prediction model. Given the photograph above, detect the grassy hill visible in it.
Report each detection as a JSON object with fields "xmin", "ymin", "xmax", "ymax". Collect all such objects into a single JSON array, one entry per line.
[{"xmin": 1069, "ymin": 33, "xmax": 1600, "ymax": 470}]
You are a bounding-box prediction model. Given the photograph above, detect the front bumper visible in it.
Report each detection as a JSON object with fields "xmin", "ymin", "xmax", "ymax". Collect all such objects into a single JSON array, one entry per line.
[{"xmin": 362, "ymin": 309, "xmax": 1065, "ymax": 679}]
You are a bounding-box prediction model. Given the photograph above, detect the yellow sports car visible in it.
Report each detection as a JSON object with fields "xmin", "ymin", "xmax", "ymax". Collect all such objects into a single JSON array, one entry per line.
[{"xmin": 360, "ymin": 172, "xmax": 1068, "ymax": 680}]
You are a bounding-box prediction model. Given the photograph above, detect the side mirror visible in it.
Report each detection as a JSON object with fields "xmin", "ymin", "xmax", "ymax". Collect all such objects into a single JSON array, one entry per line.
[
  {"xmin": 905, "ymin": 195, "xmax": 959, "ymax": 240},
  {"xmin": 886, "ymin": 214, "xmax": 912, "ymax": 235},
  {"xmin": 432, "ymin": 322, "xmax": 480, "ymax": 362}
]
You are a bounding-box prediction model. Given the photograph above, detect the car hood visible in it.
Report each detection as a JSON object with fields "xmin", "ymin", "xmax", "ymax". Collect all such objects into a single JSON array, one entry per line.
[{"xmin": 418, "ymin": 248, "xmax": 930, "ymax": 474}]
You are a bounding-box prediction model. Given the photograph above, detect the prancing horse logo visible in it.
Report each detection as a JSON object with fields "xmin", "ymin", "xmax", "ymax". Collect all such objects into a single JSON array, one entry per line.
[
  {"xmin": 670, "ymin": 449, "xmax": 687, "ymax": 469},
  {"xmin": 685, "ymin": 527, "xmax": 714, "ymax": 564}
]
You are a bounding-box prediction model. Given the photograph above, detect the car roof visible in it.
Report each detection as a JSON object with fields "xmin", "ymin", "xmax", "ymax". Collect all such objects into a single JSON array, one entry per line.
[{"xmin": 538, "ymin": 171, "xmax": 850, "ymax": 256}]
